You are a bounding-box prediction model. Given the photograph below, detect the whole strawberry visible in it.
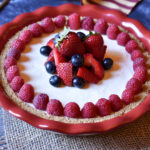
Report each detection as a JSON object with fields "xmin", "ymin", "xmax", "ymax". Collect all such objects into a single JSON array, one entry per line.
[
  {"xmin": 57, "ymin": 30, "xmax": 85, "ymax": 58},
  {"xmin": 84, "ymin": 34, "xmax": 106, "ymax": 61}
]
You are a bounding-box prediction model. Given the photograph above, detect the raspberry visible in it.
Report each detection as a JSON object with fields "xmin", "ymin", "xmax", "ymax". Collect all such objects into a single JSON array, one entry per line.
[
  {"xmin": 81, "ymin": 102, "xmax": 97, "ymax": 118},
  {"xmin": 64, "ymin": 102, "xmax": 80, "ymax": 118},
  {"xmin": 122, "ymin": 89, "xmax": 134, "ymax": 104},
  {"xmin": 7, "ymin": 48, "xmax": 21, "ymax": 60},
  {"xmin": 4, "ymin": 57, "xmax": 17, "ymax": 70},
  {"xmin": 30, "ymin": 23, "xmax": 43, "ymax": 37},
  {"xmin": 109, "ymin": 94, "xmax": 123, "ymax": 112},
  {"xmin": 11, "ymin": 39, "xmax": 25, "ymax": 52},
  {"xmin": 68, "ymin": 13, "xmax": 81, "ymax": 30},
  {"xmin": 133, "ymin": 66, "xmax": 147, "ymax": 83},
  {"xmin": 10, "ymin": 76, "xmax": 24, "ymax": 92},
  {"xmin": 54, "ymin": 15, "xmax": 66, "ymax": 28},
  {"xmin": 94, "ymin": 18, "xmax": 108, "ymax": 34},
  {"xmin": 131, "ymin": 49, "xmax": 144, "ymax": 61},
  {"xmin": 18, "ymin": 84, "xmax": 34, "ymax": 102},
  {"xmin": 41, "ymin": 17, "xmax": 55, "ymax": 33},
  {"xmin": 106, "ymin": 24, "xmax": 120, "ymax": 40},
  {"xmin": 81, "ymin": 17, "xmax": 94, "ymax": 31},
  {"xmin": 46, "ymin": 99, "xmax": 63, "ymax": 116},
  {"xmin": 126, "ymin": 78, "xmax": 142, "ymax": 94},
  {"xmin": 117, "ymin": 32, "xmax": 130, "ymax": 46},
  {"xmin": 33, "ymin": 93, "xmax": 49, "ymax": 110},
  {"xmin": 96, "ymin": 98, "xmax": 111, "ymax": 116},
  {"xmin": 125, "ymin": 40, "xmax": 139, "ymax": 53},
  {"xmin": 133, "ymin": 57, "xmax": 146, "ymax": 71},
  {"xmin": 19, "ymin": 30, "xmax": 33, "ymax": 43},
  {"xmin": 6, "ymin": 65, "xmax": 19, "ymax": 82}
]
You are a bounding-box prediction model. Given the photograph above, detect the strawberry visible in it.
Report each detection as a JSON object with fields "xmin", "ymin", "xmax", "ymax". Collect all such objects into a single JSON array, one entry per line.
[
  {"xmin": 84, "ymin": 53, "xmax": 104, "ymax": 79},
  {"xmin": 77, "ymin": 67, "xmax": 99, "ymax": 83},
  {"xmin": 47, "ymin": 39, "xmax": 55, "ymax": 49},
  {"xmin": 84, "ymin": 34, "xmax": 106, "ymax": 61},
  {"xmin": 53, "ymin": 48, "xmax": 66, "ymax": 65},
  {"xmin": 45, "ymin": 49, "xmax": 54, "ymax": 64},
  {"xmin": 59, "ymin": 32, "xmax": 85, "ymax": 58},
  {"xmin": 57, "ymin": 62, "xmax": 73, "ymax": 86}
]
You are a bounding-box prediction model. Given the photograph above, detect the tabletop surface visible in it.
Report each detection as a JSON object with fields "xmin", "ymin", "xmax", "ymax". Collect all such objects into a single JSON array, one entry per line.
[{"xmin": 0, "ymin": 0, "xmax": 150, "ymax": 149}]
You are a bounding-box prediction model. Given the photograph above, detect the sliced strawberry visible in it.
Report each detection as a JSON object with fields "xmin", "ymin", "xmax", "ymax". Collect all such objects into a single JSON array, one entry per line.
[
  {"xmin": 84, "ymin": 53, "xmax": 104, "ymax": 80},
  {"xmin": 77, "ymin": 67, "xmax": 99, "ymax": 83},
  {"xmin": 44, "ymin": 49, "xmax": 54, "ymax": 66},
  {"xmin": 53, "ymin": 49, "xmax": 66, "ymax": 65},
  {"xmin": 84, "ymin": 34, "xmax": 106, "ymax": 61},
  {"xmin": 47, "ymin": 39, "xmax": 55, "ymax": 49},
  {"xmin": 57, "ymin": 63, "xmax": 73, "ymax": 86}
]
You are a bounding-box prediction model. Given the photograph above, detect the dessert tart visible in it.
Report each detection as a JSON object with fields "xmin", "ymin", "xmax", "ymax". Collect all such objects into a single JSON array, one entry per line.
[{"xmin": 0, "ymin": 4, "xmax": 150, "ymax": 135}]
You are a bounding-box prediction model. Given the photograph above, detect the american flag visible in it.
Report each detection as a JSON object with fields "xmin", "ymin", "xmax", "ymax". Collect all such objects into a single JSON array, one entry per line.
[{"xmin": 81, "ymin": 0, "xmax": 141, "ymax": 14}]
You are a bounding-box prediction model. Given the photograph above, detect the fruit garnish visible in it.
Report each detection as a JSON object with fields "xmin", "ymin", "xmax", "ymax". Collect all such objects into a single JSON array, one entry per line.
[
  {"xmin": 77, "ymin": 32, "xmax": 86, "ymax": 41},
  {"xmin": 103, "ymin": 58, "xmax": 113, "ymax": 70},
  {"xmin": 71, "ymin": 54, "xmax": 84, "ymax": 68},
  {"xmin": 40, "ymin": 46, "xmax": 52, "ymax": 56},
  {"xmin": 72, "ymin": 77, "xmax": 85, "ymax": 88},
  {"xmin": 49, "ymin": 75, "xmax": 61, "ymax": 87},
  {"xmin": 57, "ymin": 62, "xmax": 73, "ymax": 86},
  {"xmin": 45, "ymin": 61, "xmax": 56, "ymax": 74}
]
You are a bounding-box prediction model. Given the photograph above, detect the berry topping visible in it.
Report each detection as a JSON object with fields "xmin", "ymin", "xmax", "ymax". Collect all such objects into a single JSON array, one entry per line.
[
  {"xmin": 71, "ymin": 54, "xmax": 84, "ymax": 67},
  {"xmin": 77, "ymin": 67, "xmax": 99, "ymax": 83},
  {"xmin": 117, "ymin": 32, "xmax": 130, "ymax": 46},
  {"xmin": 94, "ymin": 18, "xmax": 108, "ymax": 34},
  {"xmin": 33, "ymin": 93, "xmax": 49, "ymax": 110},
  {"xmin": 109, "ymin": 94, "xmax": 123, "ymax": 112},
  {"xmin": 41, "ymin": 17, "xmax": 55, "ymax": 33},
  {"xmin": 81, "ymin": 17, "xmax": 94, "ymax": 31},
  {"xmin": 45, "ymin": 61, "xmax": 56, "ymax": 74},
  {"xmin": 96, "ymin": 98, "xmax": 111, "ymax": 116},
  {"xmin": 103, "ymin": 58, "xmax": 113, "ymax": 70},
  {"xmin": 7, "ymin": 48, "xmax": 21, "ymax": 60},
  {"xmin": 81, "ymin": 102, "xmax": 97, "ymax": 118},
  {"xmin": 47, "ymin": 39, "xmax": 55, "ymax": 49},
  {"xmin": 18, "ymin": 84, "xmax": 34, "ymax": 103},
  {"xmin": 58, "ymin": 31, "xmax": 85, "ymax": 58},
  {"xmin": 54, "ymin": 15, "xmax": 66, "ymax": 28},
  {"xmin": 133, "ymin": 57, "xmax": 146, "ymax": 71},
  {"xmin": 49, "ymin": 75, "xmax": 61, "ymax": 87},
  {"xmin": 131, "ymin": 49, "xmax": 144, "ymax": 61},
  {"xmin": 77, "ymin": 32, "xmax": 86, "ymax": 41},
  {"xmin": 10, "ymin": 76, "xmax": 24, "ymax": 92},
  {"xmin": 11, "ymin": 39, "xmax": 25, "ymax": 52},
  {"xmin": 53, "ymin": 49, "xmax": 66, "ymax": 65},
  {"xmin": 84, "ymin": 53, "xmax": 104, "ymax": 79},
  {"xmin": 106, "ymin": 24, "xmax": 120, "ymax": 40},
  {"xmin": 72, "ymin": 77, "xmax": 85, "ymax": 88},
  {"xmin": 30, "ymin": 23, "xmax": 43, "ymax": 37},
  {"xmin": 6, "ymin": 65, "xmax": 19, "ymax": 82},
  {"xmin": 57, "ymin": 63, "xmax": 73, "ymax": 86},
  {"xmin": 68, "ymin": 13, "xmax": 81, "ymax": 30},
  {"xmin": 133, "ymin": 66, "xmax": 147, "ymax": 83},
  {"xmin": 45, "ymin": 49, "xmax": 54, "ymax": 63},
  {"xmin": 84, "ymin": 34, "xmax": 105, "ymax": 60},
  {"xmin": 4, "ymin": 57, "xmax": 17, "ymax": 70},
  {"xmin": 47, "ymin": 99, "xmax": 64, "ymax": 116},
  {"xmin": 122, "ymin": 89, "xmax": 134, "ymax": 104},
  {"xmin": 125, "ymin": 40, "xmax": 139, "ymax": 53},
  {"xmin": 40, "ymin": 46, "xmax": 52, "ymax": 56},
  {"xmin": 64, "ymin": 102, "xmax": 80, "ymax": 118},
  {"xmin": 19, "ymin": 30, "xmax": 33, "ymax": 43},
  {"xmin": 126, "ymin": 78, "xmax": 142, "ymax": 94}
]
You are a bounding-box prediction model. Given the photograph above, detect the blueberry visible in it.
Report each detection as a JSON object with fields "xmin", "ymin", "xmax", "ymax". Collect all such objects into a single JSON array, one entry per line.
[
  {"xmin": 45, "ymin": 61, "xmax": 56, "ymax": 74},
  {"xmin": 103, "ymin": 58, "xmax": 113, "ymax": 70},
  {"xmin": 54, "ymin": 34, "xmax": 60, "ymax": 44},
  {"xmin": 71, "ymin": 54, "xmax": 84, "ymax": 67},
  {"xmin": 49, "ymin": 75, "xmax": 61, "ymax": 87},
  {"xmin": 73, "ymin": 77, "xmax": 85, "ymax": 88},
  {"xmin": 77, "ymin": 32, "xmax": 86, "ymax": 41},
  {"xmin": 40, "ymin": 46, "xmax": 52, "ymax": 56}
]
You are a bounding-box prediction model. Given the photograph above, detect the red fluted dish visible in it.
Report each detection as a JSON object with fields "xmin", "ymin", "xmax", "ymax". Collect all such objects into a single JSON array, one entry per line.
[{"xmin": 0, "ymin": 4, "xmax": 150, "ymax": 135}]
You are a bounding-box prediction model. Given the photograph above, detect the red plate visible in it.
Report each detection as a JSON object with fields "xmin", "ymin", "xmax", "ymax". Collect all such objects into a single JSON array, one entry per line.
[{"xmin": 0, "ymin": 4, "xmax": 150, "ymax": 135}]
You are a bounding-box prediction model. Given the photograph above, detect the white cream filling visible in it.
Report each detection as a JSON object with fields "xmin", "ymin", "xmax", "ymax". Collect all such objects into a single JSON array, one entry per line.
[{"xmin": 17, "ymin": 29, "xmax": 134, "ymax": 108}]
